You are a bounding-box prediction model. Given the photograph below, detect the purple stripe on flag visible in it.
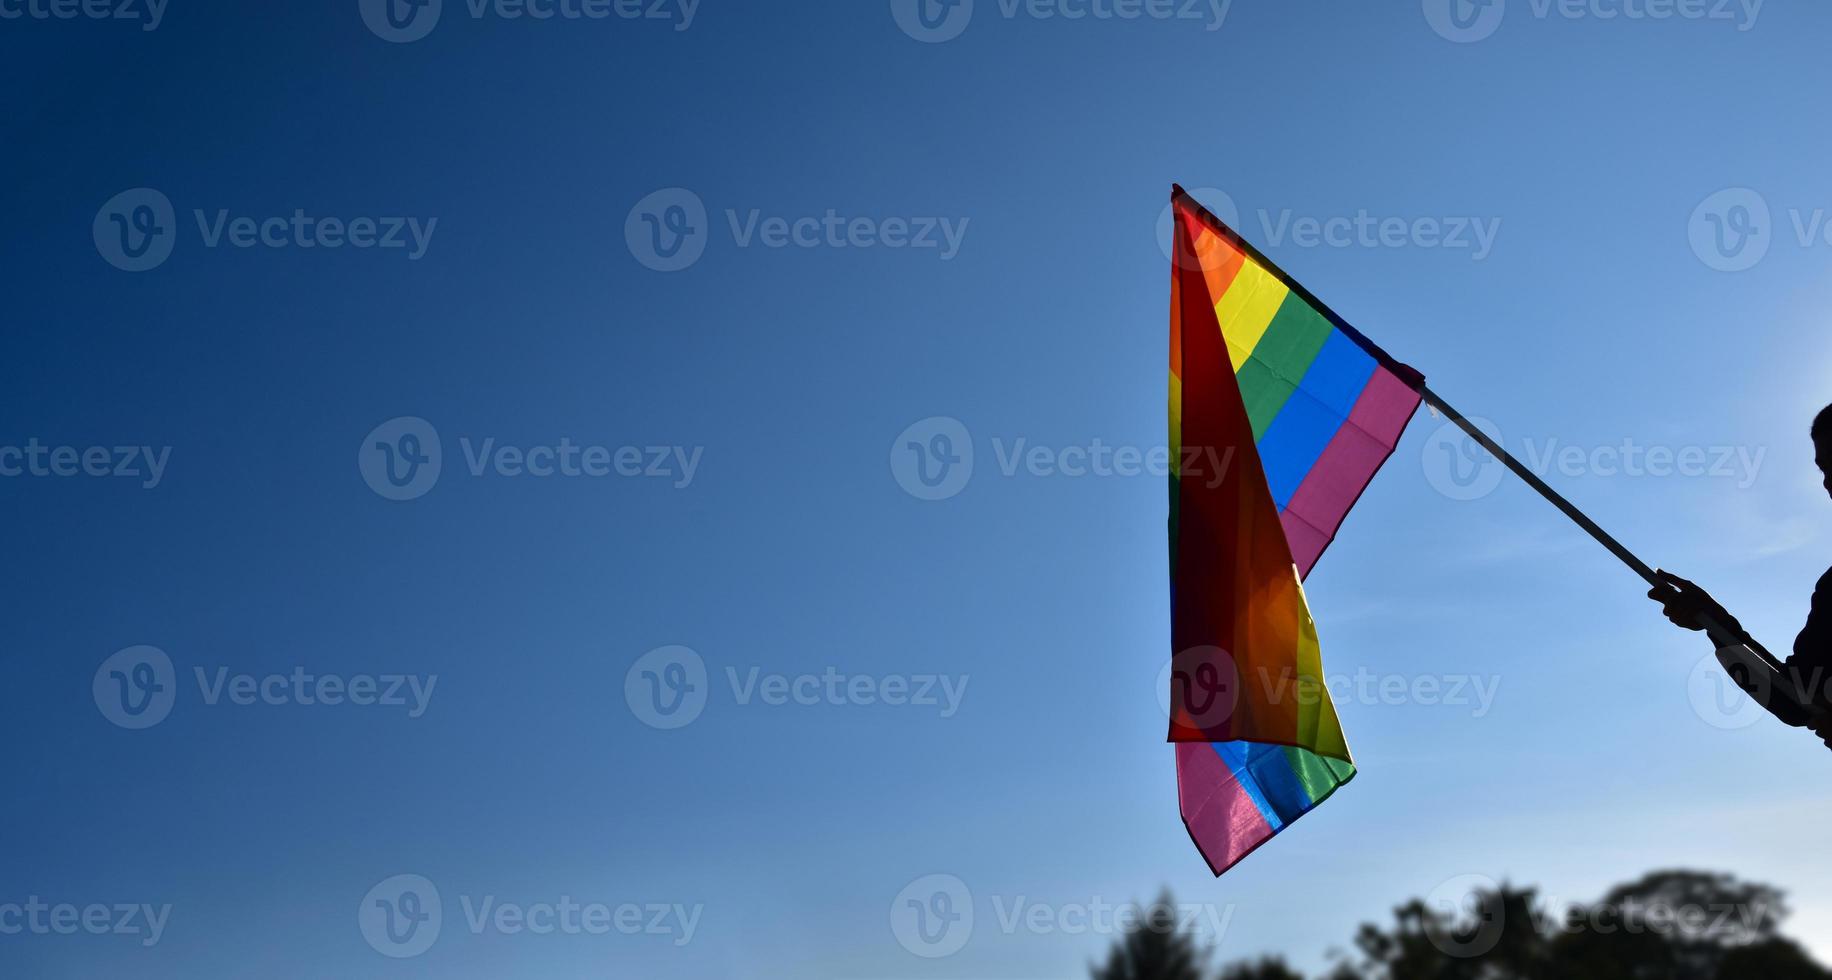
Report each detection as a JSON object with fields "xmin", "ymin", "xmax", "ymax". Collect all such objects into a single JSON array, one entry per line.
[
  {"xmin": 1280, "ymin": 509, "xmax": 1332, "ymax": 581},
  {"xmin": 1281, "ymin": 367, "xmax": 1422, "ymax": 579},
  {"xmin": 1347, "ymin": 366, "xmax": 1419, "ymax": 447},
  {"xmin": 1176, "ymin": 742, "xmax": 1277, "ymax": 876}
]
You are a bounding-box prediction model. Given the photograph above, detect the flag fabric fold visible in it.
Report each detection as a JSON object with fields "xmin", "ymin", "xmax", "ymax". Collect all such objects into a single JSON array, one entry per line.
[{"xmin": 1168, "ymin": 185, "xmax": 1423, "ymax": 876}]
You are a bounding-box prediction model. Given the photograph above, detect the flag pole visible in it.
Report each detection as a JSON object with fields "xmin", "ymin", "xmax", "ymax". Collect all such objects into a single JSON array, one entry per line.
[
  {"xmin": 1417, "ymin": 384, "xmax": 1772, "ymax": 660},
  {"xmin": 1426, "ymin": 385, "xmax": 1827, "ymax": 731},
  {"xmin": 1417, "ymin": 385, "xmax": 1661, "ymax": 588}
]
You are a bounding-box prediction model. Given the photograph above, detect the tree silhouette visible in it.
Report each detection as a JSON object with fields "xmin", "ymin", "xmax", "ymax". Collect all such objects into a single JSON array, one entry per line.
[
  {"xmin": 1545, "ymin": 870, "xmax": 1796, "ymax": 980},
  {"xmin": 1090, "ymin": 890, "xmax": 1210, "ymax": 980},
  {"xmin": 1092, "ymin": 872, "xmax": 1830, "ymax": 980},
  {"xmin": 1218, "ymin": 958, "xmax": 1305, "ymax": 980},
  {"xmin": 1340, "ymin": 884, "xmax": 1550, "ymax": 980},
  {"xmin": 1717, "ymin": 937, "xmax": 1832, "ymax": 980}
]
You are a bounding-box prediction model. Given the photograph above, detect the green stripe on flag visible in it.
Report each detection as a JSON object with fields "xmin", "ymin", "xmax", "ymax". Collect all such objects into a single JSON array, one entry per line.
[
  {"xmin": 1282, "ymin": 746, "xmax": 1355, "ymax": 803},
  {"xmin": 1237, "ymin": 296, "xmax": 1334, "ymax": 439}
]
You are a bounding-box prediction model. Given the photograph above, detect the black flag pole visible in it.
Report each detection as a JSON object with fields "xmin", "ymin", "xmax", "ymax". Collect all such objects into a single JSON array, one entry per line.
[
  {"xmin": 1418, "ymin": 386, "xmax": 1661, "ymax": 588},
  {"xmin": 1420, "ymin": 385, "xmax": 1827, "ymax": 731},
  {"xmin": 1420, "ymin": 385, "xmax": 1820, "ymax": 729}
]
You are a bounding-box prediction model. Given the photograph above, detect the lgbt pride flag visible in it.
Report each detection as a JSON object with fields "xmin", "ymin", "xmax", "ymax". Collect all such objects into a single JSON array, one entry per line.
[{"xmin": 1168, "ymin": 185, "xmax": 1423, "ymax": 875}]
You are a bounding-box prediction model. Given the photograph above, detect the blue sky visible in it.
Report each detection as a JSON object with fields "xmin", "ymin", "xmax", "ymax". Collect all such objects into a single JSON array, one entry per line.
[{"xmin": 5, "ymin": 0, "xmax": 1832, "ymax": 977}]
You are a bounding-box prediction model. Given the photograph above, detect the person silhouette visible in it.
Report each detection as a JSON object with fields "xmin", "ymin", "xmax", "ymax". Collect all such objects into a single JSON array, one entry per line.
[{"xmin": 1650, "ymin": 404, "xmax": 1832, "ymax": 745}]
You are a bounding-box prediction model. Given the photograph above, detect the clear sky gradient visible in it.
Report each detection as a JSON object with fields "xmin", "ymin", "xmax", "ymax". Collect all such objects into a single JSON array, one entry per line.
[{"xmin": 5, "ymin": 1, "xmax": 1832, "ymax": 977}]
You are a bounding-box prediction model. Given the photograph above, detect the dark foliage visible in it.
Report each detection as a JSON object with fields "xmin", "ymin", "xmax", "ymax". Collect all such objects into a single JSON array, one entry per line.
[
  {"xmin": 1091, "ymin": 890, "xmax": 1211, "ymax": 980},
  {"xmin": 1091, "ymin": 871, "xmax": 1828, "ymax": 980}
]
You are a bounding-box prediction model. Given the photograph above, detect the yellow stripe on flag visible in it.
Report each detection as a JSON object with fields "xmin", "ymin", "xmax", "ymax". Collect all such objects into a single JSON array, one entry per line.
[
  {"xmin": 1213, "ymin": 260, "xmax": 1289, "ymax": 371},
  {"xmin": 1168, "ymin": 372, "xmax": 1183, "ymax": 473},
  {"xmin": 1289, "ymin": 571, "xmax": 1349, "ymax": 760}
]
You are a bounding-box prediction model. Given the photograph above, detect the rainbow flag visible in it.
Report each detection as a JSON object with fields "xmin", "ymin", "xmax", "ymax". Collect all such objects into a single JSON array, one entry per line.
[{"xmin": 1168, "ymin": 185, "xmax": 1423, "ymax": 875}]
